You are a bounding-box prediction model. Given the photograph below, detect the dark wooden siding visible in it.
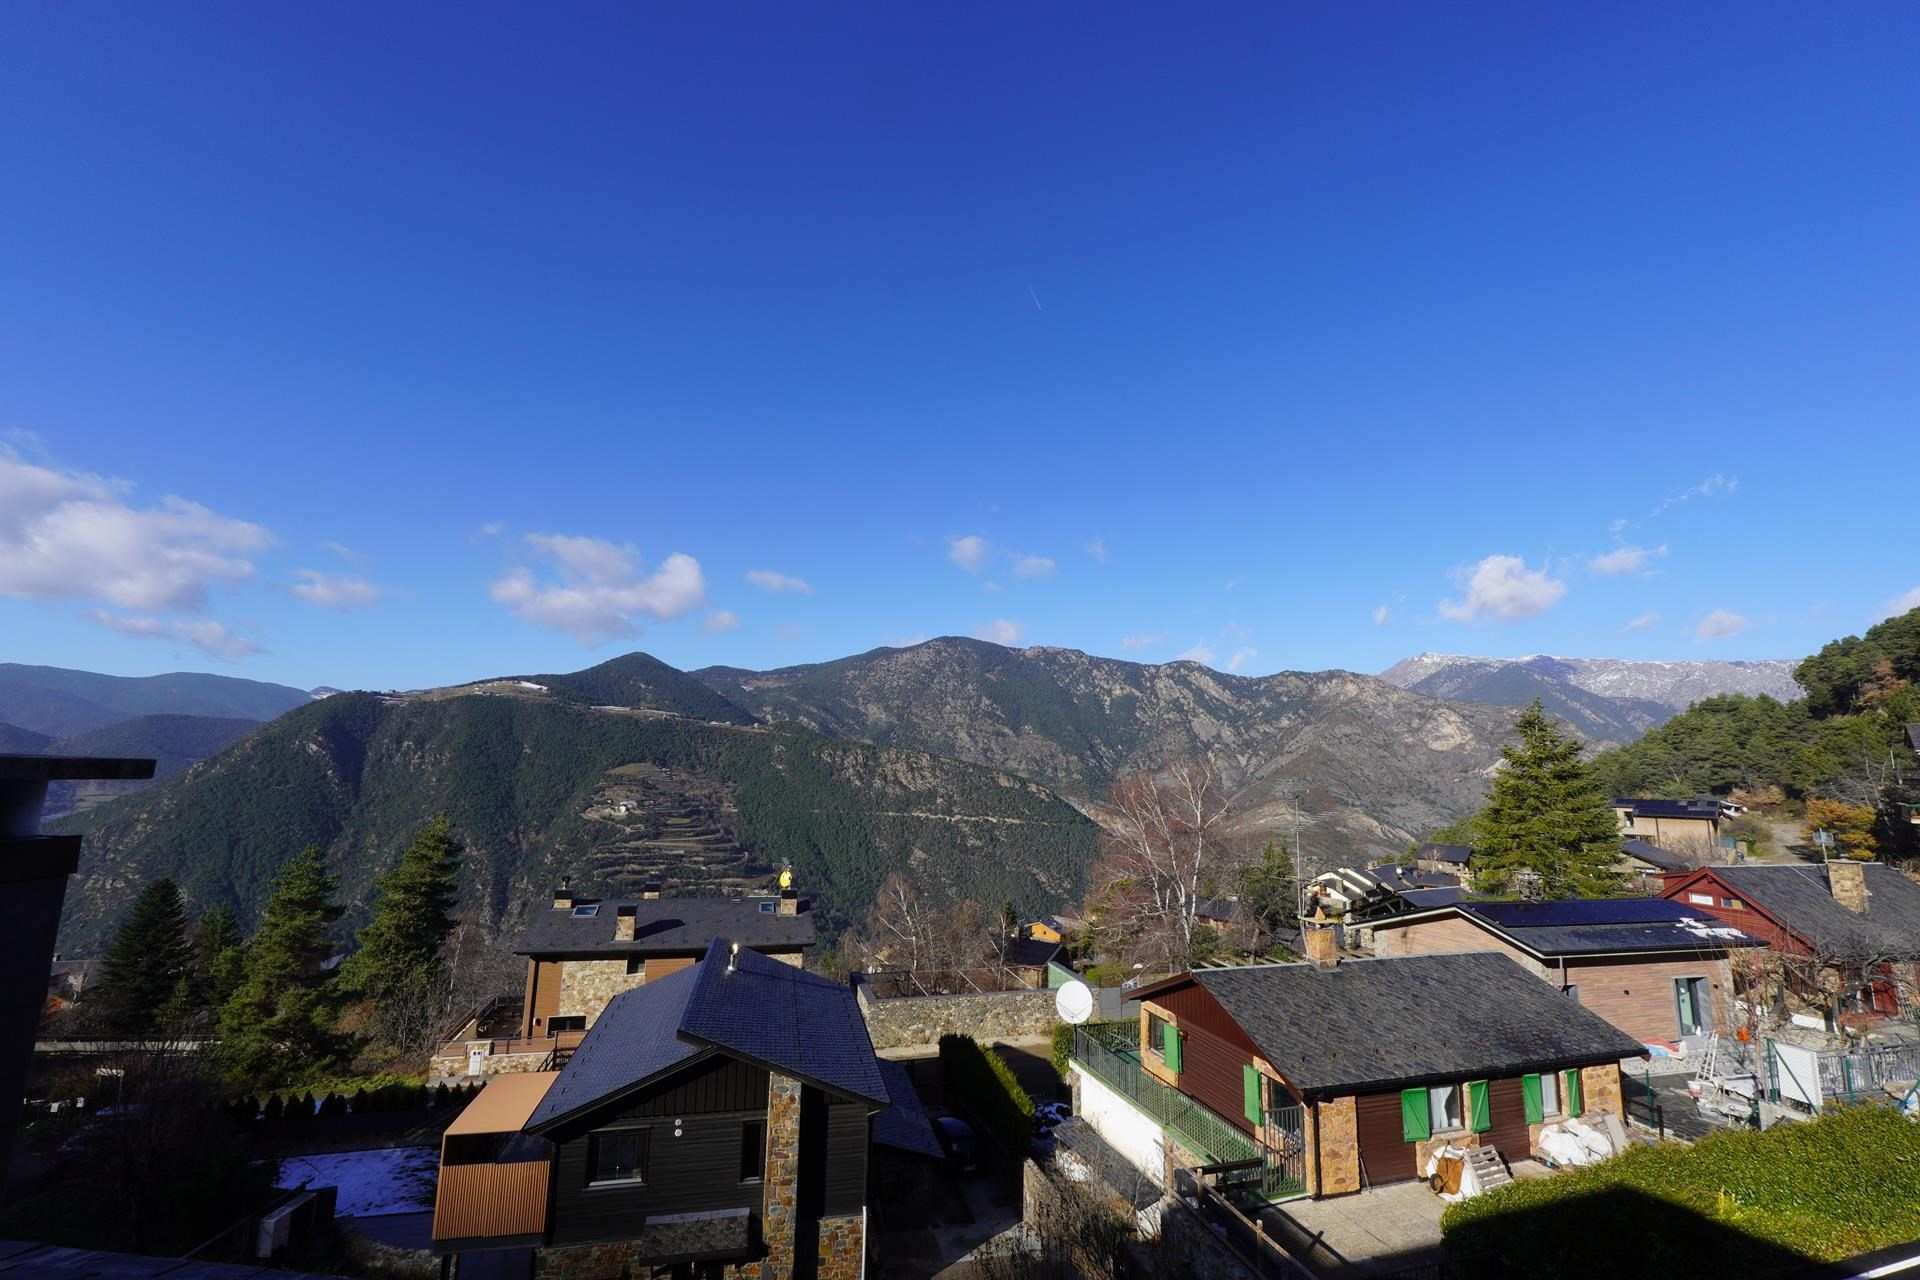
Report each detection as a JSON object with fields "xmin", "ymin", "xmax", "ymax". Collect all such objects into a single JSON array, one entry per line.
[
  {"xmin": 823, "ymin": 1100, "xmax": 868, "ymax": 1217},
  {"xmin": 549, "ymin": 1111, "xmax": 765, "ymax": 1245},
  {"xmin": 1149, "ymin": 982, "xmax": 1266, "ymax": 1129},
  {"xmin": 1354, "ymin": 1090, "xmax": 1417, "ymax": 1184},
  {"xmin": 1486, "ymin": 1078, "xmax": 1530, "ymax": 1162},
  {"xmin": 609, "ymin": 1055, "xmax": 769, "ymax": 1119}
]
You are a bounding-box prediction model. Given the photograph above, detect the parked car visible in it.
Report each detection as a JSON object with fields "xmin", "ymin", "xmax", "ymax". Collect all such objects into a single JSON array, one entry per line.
[{"xmin": 934, "ymin": 1115, "xmax": 978, "ymax": 1171}]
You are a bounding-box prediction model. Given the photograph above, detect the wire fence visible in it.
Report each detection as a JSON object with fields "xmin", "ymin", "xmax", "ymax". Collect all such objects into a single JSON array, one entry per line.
[{"xmin": 1073, "ymin": 1025, "xmax": 1259, "ymax": 1164}]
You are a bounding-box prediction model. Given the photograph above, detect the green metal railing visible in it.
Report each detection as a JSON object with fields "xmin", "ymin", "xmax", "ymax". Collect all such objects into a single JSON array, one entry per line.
[{"xmin": 1072, "ymin": 1024, "xmax": 1259, "ymax": 1164}]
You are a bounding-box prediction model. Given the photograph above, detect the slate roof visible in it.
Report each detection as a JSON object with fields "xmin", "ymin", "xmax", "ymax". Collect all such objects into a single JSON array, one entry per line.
[
  {"xmin": 1364, "ymin": 864, "xmax": 1461, "ymax": 894},
  {"xmin": 1414, "ymin": 843, "xmax": 1473, "ymax": 865},
  {"xmin": 872, "ymin": 1059, "xmax": 942, "ymax": 1160},
  {"xmin": 1456, "ymin": 899, "xmax": 1760, "ymax": 956},
  {"xmin": 1906, "ymin": 724, "xmax": 1920, "ymax": 753},
  {"xmin": 680, "ymin": 939, "xmax": 889, "ymax": 1107},
  {"xmin": 1395, "ymin": 887, "xmax": 1468, "ymax": 910},
  {"xmin": 1154, "ymin": 953, "xmax": 1643, "ymax": 1097},
  {"xmin": 1614, "ymin": 797, "xmax": 1720, "ymax": 820},
  {"xmin": 1007, "ymin": 936, "xmax": 1067, "ymax": 969},
  {"xmin": 528, "ymin": 938, "xmax": 886, "ymax": 1131},
  {"xmin": 526, "ymin": 967, "xmax": 703, "ymax": 1128},
  {"xmin": 517, "ymin": 896, "xmax": 815, "ymax": 956},
  {"xmin": 1194, "ymin": 897, "xmax": 1243, "ymax": 923},
  {"xmin": 1694, "ymin": 864, "xmax": 1920, "ymax": 960},
  {"xmin": 1620, "ymin": 838, "xmax": 1695, "ymax": 873}
]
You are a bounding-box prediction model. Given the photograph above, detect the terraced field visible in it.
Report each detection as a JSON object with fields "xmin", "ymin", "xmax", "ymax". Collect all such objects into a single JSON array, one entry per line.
[{"xmin": 577, "ymin": 762, "xmax": 773, "ymax": 895}]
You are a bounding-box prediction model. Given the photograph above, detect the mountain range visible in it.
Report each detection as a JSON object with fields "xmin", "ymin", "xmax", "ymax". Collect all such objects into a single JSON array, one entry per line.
[{"xmin": 39, "ymin": 642, "xmax": 1797, "ymax": 954}]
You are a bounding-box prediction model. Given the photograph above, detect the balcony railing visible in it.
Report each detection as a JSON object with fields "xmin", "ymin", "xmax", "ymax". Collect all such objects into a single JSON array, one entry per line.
[{"xmin": 1072, "ymin": 1024, "xmax": 1258, "ymax": 1165}]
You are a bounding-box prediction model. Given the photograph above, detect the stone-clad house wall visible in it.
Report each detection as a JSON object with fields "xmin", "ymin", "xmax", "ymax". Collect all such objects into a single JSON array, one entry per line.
[{"xmin": 557, "ymin": 959, "xmax": 646, "ymax": 1023}]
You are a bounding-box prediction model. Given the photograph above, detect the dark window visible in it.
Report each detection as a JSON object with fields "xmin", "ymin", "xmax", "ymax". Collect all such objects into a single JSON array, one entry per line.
[
  {"xmin": 588, "ymin": 1128, "xmax": 649, "ymax": 1185},
  {"xmin": 626, "ymin": 955, "xmax": 644, "ymax": 975},
  {"xmin": 572, "ymin": 904, "xmax": 600, "ymax": 917},
  {"xmin": 759, "ymin": 901, "xmax": 776, "ymax": 913},
  {"xmin": 549, "ymin": 1015, "xmax": 586, "ymax": 1033},
  {"xmin": 1145, "ymin": 1013, "xmax": 1168, "ymax": 1061},
  {"xmin": 740, "ymin": 1119, "xmax": 765, "ymax": 1183}
]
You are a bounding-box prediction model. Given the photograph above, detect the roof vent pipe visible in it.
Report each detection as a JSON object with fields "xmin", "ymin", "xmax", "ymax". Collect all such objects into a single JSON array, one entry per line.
[{"xmin": 727, "ymin": 941, "xmax": 740, "ymax": 973}]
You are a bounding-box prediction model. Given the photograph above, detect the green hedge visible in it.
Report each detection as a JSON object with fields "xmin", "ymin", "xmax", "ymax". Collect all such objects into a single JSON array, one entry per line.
[
  {"xmin": 939, "ymin": 1034, "xmax": 1035, "ymax": 1159},
  {"xmin": 1441, "ymin": 1106, "xmax": 1920, "ymax": 1277}
]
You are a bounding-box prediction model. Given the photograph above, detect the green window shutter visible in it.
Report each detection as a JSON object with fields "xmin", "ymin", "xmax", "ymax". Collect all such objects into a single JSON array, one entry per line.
[
  {"xmin": 1162, "ymin": 1022, "xmax": 1182, "ymax": 1073},
  {"xmin": 1468, "ymin": 1080, "xmax": 1491, "ymax": 1133},
  {"xmin": 1565, "ymin": 1069, "xmax": 1583, "ymax": 1117},
  {"xmin": 1522, "ymin": 1074, "xmax": 1544, "ymax": 1125},
  {"xmin": 1401, "ymin": 1088, "xmax": 1431, "ymax": 1142},
  {"xmin": 1242, "ymin": 1065, "xmax": 1263, "ymax": 1125}
]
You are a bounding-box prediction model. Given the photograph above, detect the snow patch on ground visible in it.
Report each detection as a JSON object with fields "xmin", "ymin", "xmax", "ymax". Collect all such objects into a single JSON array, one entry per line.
[{"xmin": 276, "ymin": 1146, "xmax": 438, "ymax": 1217}]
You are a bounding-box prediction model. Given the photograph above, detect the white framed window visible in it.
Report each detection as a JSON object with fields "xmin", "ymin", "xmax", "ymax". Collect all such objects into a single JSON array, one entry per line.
[
  {"xmin": 1687, "ymin": 893, "xmax": 1714, "ymax": 906},
  {"xmin": 1540, "ymin": 1070, "xmax": 1561, "ymax": 1117},
  {"xmin": 1429, "ymin": 1082, "xmax": 1463, "ymax": 1133}
]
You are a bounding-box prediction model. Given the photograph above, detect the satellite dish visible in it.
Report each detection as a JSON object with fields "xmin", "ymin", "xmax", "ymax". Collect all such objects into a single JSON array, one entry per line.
[{"xmin": 1055, "ymin": 980, "xmax": 1095, "ymax": 1026}]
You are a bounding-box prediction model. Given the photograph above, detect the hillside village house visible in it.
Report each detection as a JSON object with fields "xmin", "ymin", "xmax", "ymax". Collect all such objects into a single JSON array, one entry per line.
[
  {"xmin": 1612, "ymin": 797, "xmax": 1722, "ymax": 851},
  {"xmin": 432, "ymin": 881, "xmax": 814, "ymax": 1079},
  {"xmin": 433, "ymin": 938, "xmax": 894, "ymax": 1279},
  {"xmin": 1661, "ymin": 862, "xmax": 1920, "ymax": 1024},
  {"xmin": 1412, "ymin": 842, "xmax": 1474, "ymax": 875},
  {"xmin": 1366, "ymin": 899, "xmax": 1761, "ymax": 1046},
  {"xmin": 1067, "ymin": 923, "xmax": 1642, "ymax": 1202}
]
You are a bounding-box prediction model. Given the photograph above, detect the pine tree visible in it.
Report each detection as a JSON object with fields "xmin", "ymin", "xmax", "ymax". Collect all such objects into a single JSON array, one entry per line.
[
  {"xmin": 216, "ymin": 846, "xmax": 344, "ymax": 1088},
  {"xmin": 1236, "ymin": 839, "xmax": 1298, "ymax": 954},
  {"xmin": 94, "ymin": 879, "xmax": 193, "ymax": 1037},
  {"xmin": 190, "ymin": 904, "xmax": 247, "ymax": 1014},
  {"xmin": 339, "ymin": 815, "xmax": 463, "ymax": 1004},
  {"xmin": 1474, "ymin": 699, "xmax": 1626, "ymax": 898}
]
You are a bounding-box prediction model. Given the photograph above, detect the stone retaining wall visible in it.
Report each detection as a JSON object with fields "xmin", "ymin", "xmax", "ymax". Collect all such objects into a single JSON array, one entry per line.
[
  {"xmin": 853, "ymin": 975, "xmax": 1058, "ymax": 1050},
  {"xmin": 1156, "ymin": 1200, "xmax": 1260, "ymax": 1280}
]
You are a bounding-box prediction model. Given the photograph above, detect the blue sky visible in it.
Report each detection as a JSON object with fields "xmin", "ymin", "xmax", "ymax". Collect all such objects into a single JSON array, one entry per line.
[{"xmin": 4, "ymin": 3, "xmax": 1916, "ymax": 692}]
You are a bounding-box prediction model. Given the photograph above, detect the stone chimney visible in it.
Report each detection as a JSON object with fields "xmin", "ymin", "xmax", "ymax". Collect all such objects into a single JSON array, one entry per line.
[
  {"xmin": 615, "ymin": 904, "xmax": 636, "ymax": 941},
  {"xmin": 1303, "ymin": 906, "xmax": 1339, "ymax": 970},
  {"xmin": 1829, "ymin": 860, "xmax": 1871, "ymax": 914},
  {"xmin": 778, "ymin": 888, "xmax": 801, "ymax": 917},
  {"xmin": 642, "ymin": 878, "xmax": 663, "ymax": 901},
  {"xmin": 552, "ymin": 878, "xmax": 574, "ymax": 911}
]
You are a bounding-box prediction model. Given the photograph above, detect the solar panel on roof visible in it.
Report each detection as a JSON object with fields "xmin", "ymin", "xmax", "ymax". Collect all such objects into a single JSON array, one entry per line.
[{"xmin": 1469, "ymin": 899, "xmax": 1700, "ymax": 927}]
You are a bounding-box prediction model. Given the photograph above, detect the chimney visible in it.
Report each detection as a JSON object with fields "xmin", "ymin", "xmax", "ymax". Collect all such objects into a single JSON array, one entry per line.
[
  {"xmin": 777, "ymin": 864, "xmax": 799, "ymax": 915},
  {"xmin": 552, "ymin": 878, "xmax": 574, "ymax": 911},
  {"xmin": 642, "ymin": 878, "xmax": 663, "ymax": 901},
  {"xmin": 1303, "ymin": 906, "xmax": 1339, "ymax": 970},
  {"xmin": 615, "ymin": 904, "xmax": 636, "ymax": 941},
  {"xmin": 1829, "ymin": 860, "xmax": 1871, "ymax": 914}
]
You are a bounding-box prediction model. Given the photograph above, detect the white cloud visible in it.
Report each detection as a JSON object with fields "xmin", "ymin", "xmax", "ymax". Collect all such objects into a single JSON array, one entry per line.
[
  {"xmin": 1588, "ymin": 543, "xmax": 1668, "ymax": 577},
  {"xmin": 983, "ymin": 581, "xmax": 1004, "ymax": 593},
  {"xmin": 1011, "ymin": 554, "xmax": 1055, "ymax": 580},
  {"xmin": 974, "ymin": 619, "xmax": 1026, "ymax": 646},
  {"xmin": 473, "ymin": 521, "xmax": 505, "ymax": 540},
  {"xmin": 1226, "ymin": 647, "xmax": 1258, "ymax": 673},
  {"xmin": 1694, "ymin": 609, "xmax": 1750, "ymax": 642},
  {"xmin": 947, "ymin": 535, "xmax": 989, "ymax": 574},
  {"xmin": 91, "ymin": 610, "xmax": 264, "ymax": 659},
  {"xmin": 320, "ymin": 540, "xmax": 365, "ymax": 565},
  {"xmin": 1438, "ymin": 555, "xmax": 1566, "ymax": 623},
  {"xmin": 1647, "ymin": 473, "xmax": 1739, "ymax": 520},
  {"xmin": 1878, "ymin": 587, "xmax": 1920, "ymax": 621},
  {"xmin": 1120, "ymin": 633, "xmax": 1164, "ymax": 652},
  {"xmin": 0, "ymin": 446, "xmax": 270, "ymax": 614},
  {"xmin": 1175, "ymin": 640, "xmax": 1217, "ymax": 665},
  {"xmin": 1372, "ymin": 603, "xmax": 1391, "ymax": 626},
  {"xmin": 1083, "ymin": 537, "xmax": 1108, "ymax": 564},
  {"xmin": 1622, "ymin": 611, "xmax": 1661, "ymax": 632},
  {"xmin": 489, "ymin": 533, "xmax": 705, "ymax": 645},
  {"xmin": 701, "ymin": 609, "xmax": 739, "ymax": 635},
  {"xmin": 745, "ymin": 569, "xmax": 813, "ymax": 595},
  {"xmin": 291, "ymin": 570, "xmax": 385, "ymax": 611}
]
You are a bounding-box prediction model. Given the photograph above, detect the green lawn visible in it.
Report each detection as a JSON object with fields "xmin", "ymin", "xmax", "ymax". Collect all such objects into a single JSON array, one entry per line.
[{"xmin": 1442, "ymin": 1106, "xmax": 1920, "ymax": 1277}]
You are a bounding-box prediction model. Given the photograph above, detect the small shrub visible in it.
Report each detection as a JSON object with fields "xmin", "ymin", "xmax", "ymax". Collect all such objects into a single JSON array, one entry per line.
[
  {"xmin": 316, "ymin": 1092, "xmax": 347, "ymax": 1119},
  {"xmin": 349, "ymin": 1087, "xmax": 371, "ymax": 1115},
  {"xmin": 260, "ymin": 1094, "xmax": 284, "ymax": 1123},
  {"xmin": 939, "ymin": 1034, "xmax": 1035, "ymax": 1160},
  {"xmin": 432, "ymin": 1083, "xmax": 451, "ymax": 1108}
]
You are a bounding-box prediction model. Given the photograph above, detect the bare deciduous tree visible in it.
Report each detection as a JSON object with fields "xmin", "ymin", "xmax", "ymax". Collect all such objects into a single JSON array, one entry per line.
[{"xmin": 1085, "ymin": 759, "xmax": 1242, "ymax": 972}]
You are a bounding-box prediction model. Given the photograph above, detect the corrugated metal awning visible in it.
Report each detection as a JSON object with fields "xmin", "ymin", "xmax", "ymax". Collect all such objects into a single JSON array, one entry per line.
[{"xmin": 433, "ymin": 1161, "xmax": 551, "ymax": 1244}]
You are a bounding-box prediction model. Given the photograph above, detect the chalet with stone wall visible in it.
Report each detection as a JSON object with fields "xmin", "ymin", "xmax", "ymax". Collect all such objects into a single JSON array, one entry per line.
[{"xmin": 433, "ymin": 937, "xmax": 901, "ymax": 1279}]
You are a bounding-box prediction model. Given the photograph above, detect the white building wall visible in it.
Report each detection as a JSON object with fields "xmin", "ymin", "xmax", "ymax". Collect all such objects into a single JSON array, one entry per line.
[{"xmin": 1069, "ymin": 1063, "xmax": 1169, "ymax": 1186}]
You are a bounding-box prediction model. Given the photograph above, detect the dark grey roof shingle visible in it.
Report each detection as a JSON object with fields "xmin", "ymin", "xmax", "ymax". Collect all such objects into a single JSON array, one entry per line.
[
  {"xmin": 1414, "ymin": 843, "xmax": 1473, "ymax": 864},
  {"xmin": 1171, "ymin": 953, "xmax": 1644, "ymax": 1097},
  {"xmin": 1620, "ymin": 838, "xmax": 1694, "ymax": 873},
  {"xmin": 1698, "ymin": 864, "xmax": 1920, "ymax": 960},
  {"xmin": 872, "ymin": 1060, "xmax": 942, "ymax": 1160},
  {"xmin": 526, "ymin": 966, "xmax": 703, "ymax": 1129},
  {"xmin": 680, "ymin": 939, "xmax": 889, "ymax": 1107},
  {"xmin": 1906, "ymin": 724, "xmax": 1920, "ymax": 753},
  {"xmin": 1614, "ymin": 797, "xmax": 1720, "ymax": 820},
  {"xmin": 1460, "ymin": 899, "xmax": 1760, "ymax": 956},
  {"xmin": 517, "ymin": 896, "xmax": 815, "ymax": 956}
]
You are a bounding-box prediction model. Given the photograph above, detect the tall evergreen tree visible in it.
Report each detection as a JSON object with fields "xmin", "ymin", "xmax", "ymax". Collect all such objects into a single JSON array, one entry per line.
[
  {"xmin": 94, "ymin": 879, "xmax": 192, "ymax": 1037},
  {"xmin": 216, "ymin": 846, "xmax": 344, "ymax": 1088},
  {"xmin": 1474, "ymin": 699, "xmax": 1625, "ymax": 898},
  {"xmin": 339, "ymin": 814, "xmax": 463, "ymax": 1003},
  {"xmin": 191, "ymin": 903, "xmax": 247, "ymax": 1013},
  {"xmin": 1236, "ymin": 839, "xmax": 1298, "ymax": 954}
]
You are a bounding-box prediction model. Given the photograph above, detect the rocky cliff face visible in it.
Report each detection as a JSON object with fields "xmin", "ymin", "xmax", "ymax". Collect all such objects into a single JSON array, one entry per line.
[
  {"xmin": 1379, "ymin": 652, "xmax": 1802, "ymax": 712},
  {"xmin": 698, "ymin": 638, "xmax": 1519, "ymax": 871}
]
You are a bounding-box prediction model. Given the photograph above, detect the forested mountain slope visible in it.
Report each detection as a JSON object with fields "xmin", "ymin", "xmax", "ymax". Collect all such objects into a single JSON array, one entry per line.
[
  {"xmin": 50, "ymin": 690, "xmax": 1098, "ymax": 953},
  {"xmin": 0, "ymin": 662, "xmax": 314, "ymax": 736},
  {"xmin": 697, "ymin": 637, "xmax": 1521, "ymax": 868}
]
